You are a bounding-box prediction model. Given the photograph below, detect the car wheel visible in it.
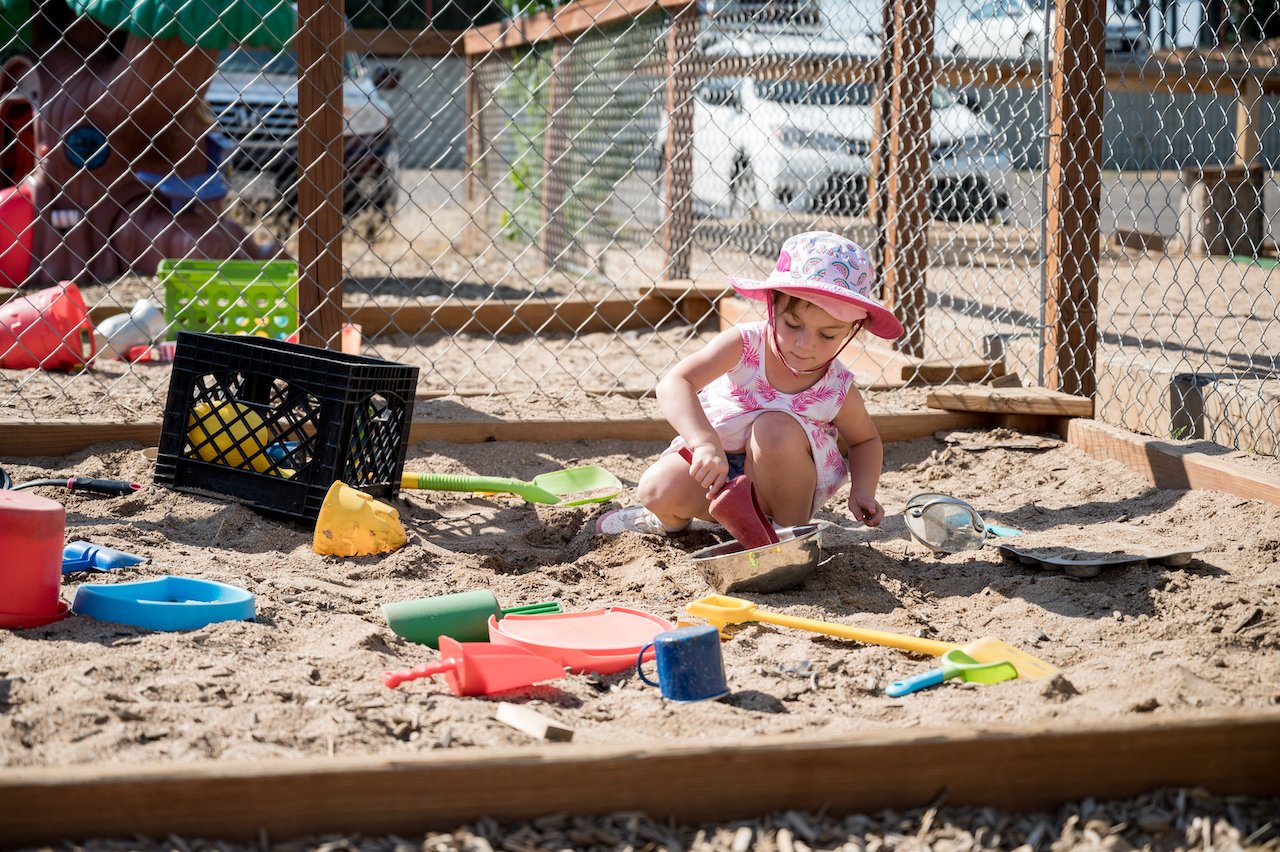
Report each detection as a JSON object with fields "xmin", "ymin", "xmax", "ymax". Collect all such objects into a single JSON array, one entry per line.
[{"xmin": 729, "ymin": 156, "xmax": 760, "ymax": 218}]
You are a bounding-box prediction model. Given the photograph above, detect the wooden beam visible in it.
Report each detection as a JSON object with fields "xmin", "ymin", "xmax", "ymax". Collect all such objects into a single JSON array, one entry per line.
[
  {"xmin": 0, "ymin": 412, "xmax": 991, "ymax": 458},
  {"xmin": 87, "ymin": 295, "xmax": 677, "ymax": 340},
  {"xmin": 905, "ymin": 359, "xmax": 1006, "ymax": 385},
  {"xmin": 345, "ymin": 294, "xmax": 673, "ymax": 337},
  {"xmin": 1235, "ymin": 73, "xmax": 1262, "ymax": 166},
  {"xmin": 879, "ymin": 0, "xmax": 936, "ymax": 359},
  {"xmin": 927, "ymin": 386, "xmax": 1094, "ymax": 417},
  {"xmin": 347, "ymin": 28, "xmax": 463, "ymax": 57},
  {"xmin": 1066, "ymin": 418, "xmax": 1280, "ymax": 508},
  {"xmin": 2, "ymin": 715, "xmax": 1277, "ymax": 846},
  {"xmin": 539, "ymin": 41, "xmax": 573, "ymax": 269},
  {"xmin": 1042, "ymin": 0, "xmax": 1102, "ymax": 397},
  {"xmin": 295, "ymin": 0, "xmax": 346, "ymax": 349},
  {"xmin": 463, "ymin": 0, "xmax": 696, "ymax": 55},
  {"xmin": 661, "ymin": 5, "xmax": 697, "ymax": 281},
  {"xmin": 0, "ymin": 421, "xmax": 164, "ymax": 456}
]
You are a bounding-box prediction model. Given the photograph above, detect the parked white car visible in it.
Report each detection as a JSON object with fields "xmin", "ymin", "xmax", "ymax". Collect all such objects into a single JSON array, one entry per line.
[
  {"xmin": 944, "ymin": 0, "xmax": 1150, "ymax": 60},
  {"xmin": 668, "ymin": 75, "xmax": 1011, "ymax": 220}
]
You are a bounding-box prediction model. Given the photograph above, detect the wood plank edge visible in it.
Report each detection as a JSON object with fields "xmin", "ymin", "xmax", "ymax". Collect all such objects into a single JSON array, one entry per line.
[
  {"xmin": 0, "ymin": 412, "xmax": 995, "ymax": 457},
  {"xmin": 1065, "ymin": 418, "xmax": 1280, "ymax": 508},
  {"xmin": 1, "ymin": 714, "xmax": 1276, "ymax": 846}
]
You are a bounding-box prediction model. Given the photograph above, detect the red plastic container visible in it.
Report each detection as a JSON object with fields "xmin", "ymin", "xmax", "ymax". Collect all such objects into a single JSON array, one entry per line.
[
  {"xmin": 0, "ymin": 281, "xmax": 96, "ymax": 370},
  {"xmin": 0, "ymin": 491, "xmax": 69, "ymax": 629},
  {"xmin": 0, "ymin": 184, "xmax": 34, "ymax": 288}
]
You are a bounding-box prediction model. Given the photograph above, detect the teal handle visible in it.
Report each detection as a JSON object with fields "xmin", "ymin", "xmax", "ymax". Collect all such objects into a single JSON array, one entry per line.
[
  {"xmin": 985, "ymin": 523, "xmax": 1022, "ymax": 538},
  {"xmin": 499, "ymin": 601, "xmax": 562, "ymax": 617},
  {"xmin": 885, "ymin": 668, "xmax": 946, "ymax": 697}
]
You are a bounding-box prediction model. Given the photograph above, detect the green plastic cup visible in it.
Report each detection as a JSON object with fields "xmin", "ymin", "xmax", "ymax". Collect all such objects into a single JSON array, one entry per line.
[{"xmin": 383, "ymin": 590, "xmax": 561, "ymax": 648}]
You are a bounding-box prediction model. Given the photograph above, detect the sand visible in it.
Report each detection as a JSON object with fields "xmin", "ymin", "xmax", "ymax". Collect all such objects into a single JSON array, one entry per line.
[{"xmin": 2, "ymin": 422, "xmax": 1278, "ymax": 769}]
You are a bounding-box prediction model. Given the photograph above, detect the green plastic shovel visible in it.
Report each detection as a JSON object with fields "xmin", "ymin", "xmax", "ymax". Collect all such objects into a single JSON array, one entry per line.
[
  {"xmin": 885, "ymin": 649, "xmax": 1019, "ymax": 697},
  {"xmin": 401, "ymin": 465, "xmax": 622, "ymax": 506}
]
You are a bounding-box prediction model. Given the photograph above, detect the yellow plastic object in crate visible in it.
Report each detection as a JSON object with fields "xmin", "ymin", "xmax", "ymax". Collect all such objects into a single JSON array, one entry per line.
[{"xmin": 160, "ymin": 259, "xmax": 298, "ymax": 340}]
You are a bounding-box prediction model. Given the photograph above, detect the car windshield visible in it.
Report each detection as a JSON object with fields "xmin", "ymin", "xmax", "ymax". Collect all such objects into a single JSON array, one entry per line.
[
  {"xmin": 753, "ymin": 80, "xmax": 874, "ymax": 106},
  {"xmin": 219, "ymin": 47, "xmax": 362, "ymax": 79}
]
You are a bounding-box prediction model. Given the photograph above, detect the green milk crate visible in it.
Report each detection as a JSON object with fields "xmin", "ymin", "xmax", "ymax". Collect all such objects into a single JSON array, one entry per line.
[{"xmin": 160, "ymin": 259, "xmax": 299, "ymax": 341}]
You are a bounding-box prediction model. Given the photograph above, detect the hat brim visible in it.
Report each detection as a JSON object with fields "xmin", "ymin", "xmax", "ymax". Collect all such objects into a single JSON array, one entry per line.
[{"xmin": 730, "ymin": 276, "xmax": 905, "ymax": 340}]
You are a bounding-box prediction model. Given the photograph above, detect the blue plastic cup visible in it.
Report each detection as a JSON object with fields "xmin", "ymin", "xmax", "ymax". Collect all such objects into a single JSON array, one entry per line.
[{"xmin": 637, "ymin": 625, "xmax": 730, "ymax": 702}]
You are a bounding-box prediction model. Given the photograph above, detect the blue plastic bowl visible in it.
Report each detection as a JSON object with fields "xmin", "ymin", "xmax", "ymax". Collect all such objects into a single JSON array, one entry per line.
[{"xmin": 72, "ymin": 575, "xmax": 255, "ymax": 631}]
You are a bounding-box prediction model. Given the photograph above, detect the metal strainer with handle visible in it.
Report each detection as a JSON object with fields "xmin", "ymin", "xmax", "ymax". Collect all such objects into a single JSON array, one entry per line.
[{"xmin": 904, "ymin": 493, "xmax": 1020, "ymax": 554}]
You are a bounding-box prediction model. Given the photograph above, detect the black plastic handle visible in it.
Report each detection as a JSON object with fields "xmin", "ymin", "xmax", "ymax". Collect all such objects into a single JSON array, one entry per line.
[{"xmin": 68, "ymin": 478, "xmax": 143, "ymax": 496}]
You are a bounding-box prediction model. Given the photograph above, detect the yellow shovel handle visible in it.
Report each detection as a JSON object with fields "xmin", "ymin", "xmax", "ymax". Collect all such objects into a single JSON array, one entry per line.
[{"xmin": 755, "ymin": 610, "xmax": 957, "ymax": 656}]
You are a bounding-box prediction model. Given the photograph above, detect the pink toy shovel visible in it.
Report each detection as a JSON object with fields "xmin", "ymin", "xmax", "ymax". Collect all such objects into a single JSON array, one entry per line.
[
  {"xmin": 678, "ymin": 447, "xmax": 778, "ymax": 550},
  {"xmin": 382, "ymin": 635, "xmax": 566, "ymax": 696}
]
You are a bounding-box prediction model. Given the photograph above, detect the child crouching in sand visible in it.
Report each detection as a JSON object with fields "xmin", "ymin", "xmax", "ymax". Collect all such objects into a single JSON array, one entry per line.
[{"xmin": 599, "ymin": 230, "xmax": 904, "ymax": 537}]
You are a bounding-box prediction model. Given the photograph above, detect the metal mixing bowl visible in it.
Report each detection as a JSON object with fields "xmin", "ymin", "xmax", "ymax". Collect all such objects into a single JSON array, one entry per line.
[{"xmin": 688, "ymin": 524, "xmax": 821, "ymax": 594}]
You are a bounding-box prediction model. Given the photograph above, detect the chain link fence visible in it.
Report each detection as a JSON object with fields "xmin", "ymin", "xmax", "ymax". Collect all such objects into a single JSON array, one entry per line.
[{"xmin": 0, "ymin": 0, "xmax": 1276, "ymax": 456}]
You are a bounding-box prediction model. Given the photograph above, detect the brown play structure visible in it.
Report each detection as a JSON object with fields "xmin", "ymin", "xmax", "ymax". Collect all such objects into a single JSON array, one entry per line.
[{"xmin": 0, "ymin": 0, "xmax": 277, "ymax": 288}]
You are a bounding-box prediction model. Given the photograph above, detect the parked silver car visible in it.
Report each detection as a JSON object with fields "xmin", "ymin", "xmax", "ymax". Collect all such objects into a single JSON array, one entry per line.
[{"xmin": 207, "ymin": 47, "xmax": 402, "ymax": 231}]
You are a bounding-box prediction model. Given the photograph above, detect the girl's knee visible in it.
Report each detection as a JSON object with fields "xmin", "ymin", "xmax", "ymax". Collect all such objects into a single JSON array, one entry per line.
[
  {"xmin": 749, "ymin": 412, "xmax": 808, "ymax": 456},
  {"xmin": 636, "ymin": 456, "xmax": 685, "ymax": 510}
]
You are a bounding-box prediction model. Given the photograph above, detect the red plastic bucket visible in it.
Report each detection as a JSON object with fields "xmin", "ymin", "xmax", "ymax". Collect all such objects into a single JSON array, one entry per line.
[
  {"xmin": 0, "ymin": 281, "xmax": 96, "ymax": 370},
  {"xmin": 0, "ymin": 183, "xmax": 34, "ymax": 288},
  {"xmin": 0, "ymin": 490, "xmax": 68, "ymax": 629}
]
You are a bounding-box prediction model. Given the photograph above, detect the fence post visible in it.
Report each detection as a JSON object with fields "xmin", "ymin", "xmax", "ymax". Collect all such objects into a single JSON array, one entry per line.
[
  {"xmin": 295, "ymin": 0, "xmax": 346, "ymax": 349},
  {"xmin": 867, "ymin": 0, "xmax": 895, "ymax": 265},
  {"xmin": 879, "ymin": 0, "xmax": 935, "ymax": 359},
  {"xmin": 1235, "ymin": 72, "xmax": 1261, "ymax": 167},
  {"xmin": 541, "ymin": 41, "xmax": 573, "ymax": 268},
  {"xmin": 662, "ymin": 3, "xmax": 697, "ymax": 282},
  {"xmin": 1042, "ymin": 0, "xmax": 1102, "ymax": 397}
]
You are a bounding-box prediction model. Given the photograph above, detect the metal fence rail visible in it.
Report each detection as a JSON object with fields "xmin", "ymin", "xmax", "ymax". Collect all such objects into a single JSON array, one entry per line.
[{"xmin": 0, "ymin": 0, "xmax": 1276, "ymax": 456}]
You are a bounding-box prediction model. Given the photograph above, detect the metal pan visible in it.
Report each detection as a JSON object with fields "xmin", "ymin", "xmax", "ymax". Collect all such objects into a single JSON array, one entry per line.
[{"xmin": 688, "ymin": 524, "xmax": 820, "ymax": 594}]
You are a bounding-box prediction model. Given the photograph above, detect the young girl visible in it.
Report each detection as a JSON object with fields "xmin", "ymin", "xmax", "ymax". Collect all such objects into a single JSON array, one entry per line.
[{"xmin": 599, "ymin": 230, "xmax": 904, "ymax": 536}]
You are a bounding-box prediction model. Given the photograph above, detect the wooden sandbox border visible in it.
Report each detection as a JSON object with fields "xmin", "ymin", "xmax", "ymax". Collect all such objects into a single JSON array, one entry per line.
[{"xmin": 1, "ymin": 714, "xmax": 1277, "ymax": 846}]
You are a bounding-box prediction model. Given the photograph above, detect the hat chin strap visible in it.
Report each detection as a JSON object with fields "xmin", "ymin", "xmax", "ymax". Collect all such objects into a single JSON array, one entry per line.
[{"xmin": 766, "ymin": 300, "xmax": 857, "ymax": 378}]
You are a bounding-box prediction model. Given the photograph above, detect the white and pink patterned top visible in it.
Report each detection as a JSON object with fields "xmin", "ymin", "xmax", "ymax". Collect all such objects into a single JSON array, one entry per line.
[{"xmin": 667, "ymin": 321, "xmax": 856, "ymax": 517}]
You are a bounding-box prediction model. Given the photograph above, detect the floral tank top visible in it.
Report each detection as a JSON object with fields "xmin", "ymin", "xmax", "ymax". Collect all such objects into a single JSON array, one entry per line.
[{"xmin": 667, "ymin": 321, "xmax": 856, "ymax": 516}]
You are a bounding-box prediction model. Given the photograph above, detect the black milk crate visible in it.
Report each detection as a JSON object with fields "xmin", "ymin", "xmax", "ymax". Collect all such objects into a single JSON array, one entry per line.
[{"xmin": 155, "ymin": 332, "xmax": 419, "ymax": 522}]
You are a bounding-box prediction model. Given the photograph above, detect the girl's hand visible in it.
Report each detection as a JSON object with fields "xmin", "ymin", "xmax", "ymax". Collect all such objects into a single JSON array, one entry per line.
[
  {"xmin": 687, "ymin": 443, "xmax": 729, "ymax": 499},
  {"xmin": 848, "ymin": 489, "xmax": 884, "ymax": 527}
]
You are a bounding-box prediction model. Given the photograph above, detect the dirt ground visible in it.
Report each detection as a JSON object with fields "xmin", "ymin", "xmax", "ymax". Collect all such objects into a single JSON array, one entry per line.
[{"xmin": 3, "ymin": 418, "xmax": 1279, "ymax": 771}]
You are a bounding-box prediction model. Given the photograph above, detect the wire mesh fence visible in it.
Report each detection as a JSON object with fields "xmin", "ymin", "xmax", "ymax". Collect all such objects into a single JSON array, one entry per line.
[{"xmin": 0, "ymin": 0, "xmax": 1276, "ymax": 457}]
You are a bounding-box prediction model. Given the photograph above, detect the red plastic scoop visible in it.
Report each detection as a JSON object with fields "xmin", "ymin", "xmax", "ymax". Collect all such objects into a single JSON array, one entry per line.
[
  {"xmin": 382, "ymin": 635, "xmax": 566, "ymax": 695},
  {"xmin": 678, "ymin": 447, "xmax": 778, "ymax": 549}
]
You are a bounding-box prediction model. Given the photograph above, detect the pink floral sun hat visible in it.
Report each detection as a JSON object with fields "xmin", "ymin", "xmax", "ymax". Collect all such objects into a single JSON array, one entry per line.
[{"xmin": 729, "ymin": 231, "xmax": 904, "ymax": 340}]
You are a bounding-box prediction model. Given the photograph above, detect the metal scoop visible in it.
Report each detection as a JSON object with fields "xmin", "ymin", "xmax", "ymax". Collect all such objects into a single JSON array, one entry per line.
[{"xmin": 402, "ymin": 465, "xmax": 621, "ymax": 506}]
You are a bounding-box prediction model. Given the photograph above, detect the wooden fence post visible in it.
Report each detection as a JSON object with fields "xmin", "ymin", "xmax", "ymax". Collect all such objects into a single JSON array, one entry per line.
[
  {"xmin": 879, "ymin": 0, "xmax": 935, "ymax": 359},
  {"xmin": 1235, "ymin": 72, "xmax": 1261, "ymax": 167},
  {"xmin": 295, "ymin": 0, "xmax": 346, "ymax": 349},
  {"xmin": 867, "ymin": 0, "xmax": 895, "ymax": 266},
  {"xmin": 541, "ymin": 41, "xmax": 573, "ymax": 268},
  {"xmin": 1043, "ymin": 0, "xmax": 1102, "ymax": 397},
  {"xmin": 662, "ymin": 3, "xmax": 697, "ymax": 282}
]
